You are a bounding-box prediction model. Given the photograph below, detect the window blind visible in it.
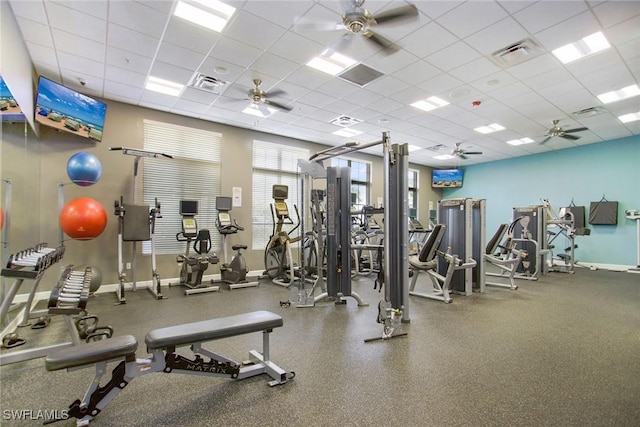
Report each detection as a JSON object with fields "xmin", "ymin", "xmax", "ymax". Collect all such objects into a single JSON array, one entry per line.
[
  {"xmin": 142, "ymin": 119, "xmax": 222, "ymax": 255},
  {"xmin": 252, "ymin": 140, "xmax": 309, "ymax": 250}
]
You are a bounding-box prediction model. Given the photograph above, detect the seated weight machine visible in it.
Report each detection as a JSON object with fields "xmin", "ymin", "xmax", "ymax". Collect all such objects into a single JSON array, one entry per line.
[
  {"xmin": 484, "ymin": 221, "xmax": 528, "ymax": 290},
  {"xmin": 215, "ymin": 196, "xmax": 258, "ymax": 289},
  {"xmin": 264, "ymin": 185, "xmax": 301, "ymax": 287},
  {"xmin": 173, "ymin": 200, "xmax": 220, "ymax": 295},
  {"xmin": 542, "ymin": 199, "xmax": 590, "ymax": 274}
]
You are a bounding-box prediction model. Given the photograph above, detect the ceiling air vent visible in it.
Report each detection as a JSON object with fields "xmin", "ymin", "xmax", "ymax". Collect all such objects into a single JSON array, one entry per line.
[
  {"xmin": 188, "ymin": 73, "xmax": 227, "ymax": 94},
  {"xmin": 425, "ymin": 144, "xmax": 445, "ymax": 151},
  {"xmin": 572, "ymin": 106, "xmax": 607, "ymax": 119},
  {"xmin": 329, "ymin": 115, "xmax": 363, "ymax": 127},
  {"xmin": 490, "ymin": 38, "xmax": 543, "ymax": 67},
  {"xmin": 337, "ymin": 63, "xmax": 384, "ymax": 87}
]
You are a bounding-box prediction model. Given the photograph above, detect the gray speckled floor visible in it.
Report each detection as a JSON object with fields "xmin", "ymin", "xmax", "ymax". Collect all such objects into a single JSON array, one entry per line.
[{"xmin": 1, "ymin": 268, "xmax": 639, "ymax": 427}]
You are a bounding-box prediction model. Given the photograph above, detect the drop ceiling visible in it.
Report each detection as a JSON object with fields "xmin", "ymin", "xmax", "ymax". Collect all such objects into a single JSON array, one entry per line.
[{"xmin": 7, "ymin": 0, "xmax": 640, "ymax": 167}]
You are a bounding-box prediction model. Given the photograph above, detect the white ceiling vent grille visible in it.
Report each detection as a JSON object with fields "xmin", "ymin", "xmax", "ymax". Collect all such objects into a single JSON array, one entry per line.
[
  {"xmin": 329, "ymin": 115, "xmax": 363, "ymax": 127},
  {"xmin": 572, "ymin": 106, "xmax": 607, "ymax": 119},
  {"xmin": 425, "ymin": 144, "xmax": 445, "ymax": 151},
  {"xmin": 188, "ymin": 73, "xmax": 227, "ymax": 94},
  {"xmin": 490, "ymin": 38, "xmax": 544, "ymax": 67},
  {"xmin": 337, "ymin": 63, "xmax": 384, "ymax": 87}
]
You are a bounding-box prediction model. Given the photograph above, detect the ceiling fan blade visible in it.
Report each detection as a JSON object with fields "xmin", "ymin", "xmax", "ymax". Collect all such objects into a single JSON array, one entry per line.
[
  {"xmin": 563, "ymin": 127, "xmax": 588, "ymax": 133},
  {"xmin": 263, "ymin": 99, "xmax": 292, "ymax": 112},
  {"xmin": 293, "ymin": 18, "xmax": 343, "ymax": 32},
  {"xmin": 257, "ymin": 102, "xmax": 271, "ymax": 116},
  {"xmin": 463, "ymin": 151, "xmax": 483, "ymax": 155},
  {"xmin": 373, "ymin": 4, "xmax": 419, "ymax": 25},
  {"xmin": 265, "ymin": 89, "xmax": 286, "ymax": 98},
  {"xmin": 540, "ymin": 136, "xmax": 552, "ymax": 145},
  {"xmin": 459, "ymin": 154, "xmax": 468, "ymax": 160},
  {"xmin": 560, "ymin": 134, "xmax": 580, "ymax": 140},
  {"xmin": 362, "ymin": 30, "xmax": 398, "ymax": 54},
  {"xmin": 329, "ymin": 33, "xmax": 354, "ymax": 53}
]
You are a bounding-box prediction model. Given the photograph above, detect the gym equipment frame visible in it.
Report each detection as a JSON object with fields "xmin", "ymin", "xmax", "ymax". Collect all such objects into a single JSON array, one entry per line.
[
  {"xmin": 512, "ymin": 205, "xmax": 550, "ymax": 280},
  {"xmin": 626, "ymin": 209, "xmax": 640, "ymax": 272},
  {"xmin": 484, "ymin": 222, "xmax": 527, "ymax": 290},
  {"xmin": 45, "ymin": 310, "xmax": 294, "ymax": 426}
]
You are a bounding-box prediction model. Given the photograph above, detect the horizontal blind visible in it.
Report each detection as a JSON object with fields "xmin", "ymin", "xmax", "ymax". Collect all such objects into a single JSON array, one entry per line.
[
  {"xmin": 252, "ymin": 140, "xmax": 308, "ymax": 250},
  {"xmin": 142, "ymin": 120, "xmax": 222, "ymax": 255}
]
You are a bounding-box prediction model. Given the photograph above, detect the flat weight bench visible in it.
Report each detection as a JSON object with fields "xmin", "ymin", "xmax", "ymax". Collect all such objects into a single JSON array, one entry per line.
[{"xmin": 45, "ymin": 311, "xmax": 294, "ymax": 426}]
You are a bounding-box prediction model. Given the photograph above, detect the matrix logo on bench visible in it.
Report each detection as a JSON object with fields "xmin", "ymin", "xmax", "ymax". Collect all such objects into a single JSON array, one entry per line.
[
  {"xmin": 3, "ymin": 409, "xmax": 69, "ymax": 422},
  {"xmin": 166, "ymin": 353, "xmax": 241, "ymax": 376}
]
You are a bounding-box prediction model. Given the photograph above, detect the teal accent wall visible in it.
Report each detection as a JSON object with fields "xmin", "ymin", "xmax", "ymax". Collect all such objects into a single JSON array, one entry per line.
[{"xmin": 443, "ymin": 135, "xmax": 640, "ymax": 266}]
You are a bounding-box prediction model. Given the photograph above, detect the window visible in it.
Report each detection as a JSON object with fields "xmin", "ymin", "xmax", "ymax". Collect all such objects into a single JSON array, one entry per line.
[
  {"xmin": 252, "ymin": 140, "xmax": 309, "ymax": 250},
  {"xmin": 329, "ymin": 158, "xmax": 371, "ymax": 210},
  {"xmin": 408, "ymin": 169, "xmax": 419, "ymax": 219},
  {"xmin": 142, "ymin": 119, "xmax": 222, "ymax": 255}
]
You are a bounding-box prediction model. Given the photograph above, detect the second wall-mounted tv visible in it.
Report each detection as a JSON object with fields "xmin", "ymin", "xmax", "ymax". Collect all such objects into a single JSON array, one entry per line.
[
  {"xmin": 0, "ymin": 75, "xmax": 23, "ymax": 118},
  {"xmin": 432, "ymin": 169, "xmax": 463, "ymax": 188},
  {"xmin": 35, "ymin": 76, "xmax": 107, "ymax": 142}
]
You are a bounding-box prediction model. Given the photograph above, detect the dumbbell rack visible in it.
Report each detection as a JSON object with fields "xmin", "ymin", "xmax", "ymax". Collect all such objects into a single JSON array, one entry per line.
[{"xmin": 0, "ymin": 244, "xmax": 78, "ymax": 366}]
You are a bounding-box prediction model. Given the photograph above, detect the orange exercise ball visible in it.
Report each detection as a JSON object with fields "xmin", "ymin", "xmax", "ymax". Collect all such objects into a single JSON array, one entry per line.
[
  {"xmin": 0, "ymin": 208, "xmax": 4, "ymax": 230},
  {"xmin": 60, "ymin": 197, "xmax": 107, "ymax": 240}
]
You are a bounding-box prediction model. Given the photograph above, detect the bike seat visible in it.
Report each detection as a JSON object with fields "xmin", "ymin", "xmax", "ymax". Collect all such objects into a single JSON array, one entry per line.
[{"xmin": 232, "ymin": 244, "xmax": 247, "ymax": 251}]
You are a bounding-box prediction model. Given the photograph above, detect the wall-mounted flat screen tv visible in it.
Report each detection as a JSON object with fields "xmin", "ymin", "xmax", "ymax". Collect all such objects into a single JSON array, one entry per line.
[
  {"xmin": 0, "ymin": 75, "xmax": 23, "ymax": 117},
  {"xmin": 35, "ymin": 76, "xmax": 107, "ymax": 142},
  {"xmin": 432, "ymin": 169, "xmax": 463, "ymax": 188}
]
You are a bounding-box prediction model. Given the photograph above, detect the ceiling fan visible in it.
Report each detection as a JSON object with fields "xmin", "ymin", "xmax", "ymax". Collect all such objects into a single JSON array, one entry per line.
[
  {"xmin": 244, "ymin": 79, "xmax": 292, "ymax": 115},
  {"xmin": 540, "ymin": 119, "xmax": 588, "ymax": 144},
  {"xmin": 295, "ymin": 0, "xmax": 419, "ymax": 55},
  {"xmin": 452, "ymin": 142, "xmax": 483, "ymax": 160}
]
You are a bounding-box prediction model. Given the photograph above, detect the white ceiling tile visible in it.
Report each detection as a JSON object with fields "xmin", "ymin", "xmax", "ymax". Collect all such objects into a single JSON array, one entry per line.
[
  {"xmin": 268, "ymin": 31, "xmax": 326, "ymax": 64},
  {"xmin": 340, "ymin": 88, "xmax": 383, "ymax": 108},
  {"xmin": 366, "ymin": 97, "xmax": 404, "ymax": 114},
  {"xmin": 32, "ymin": 61, "xmax": 62, "ymax": 82},
  {"xmin": 296, "ymin": 90, "xmax": 338, "ymax": 109},
  {"xmin": 57, "ymin": 52, "xmax": 105, "ymax": 79},
  {"xmin": 464, "ymin": 17, "xmax": 530, "ymax": 55},
  {"xmin": 322, "ymin": 98, "xmax": 360, "ymax": 115},
  {"xmin": 148, "ymin": 60, "xmax": 194, "ymax": 85},
  {"xmin": 392, "ymin": 59, "xmax": 440, "ymax": 86},
  {"xmin": 603, "ymin": 15, "xmax": 640, "ymax": 45},
  {"xmin": 58, "ymin": 69, "xmax": 103, "ymax": 95},
  {"xmin": 419, "ymin": 1, "xmax": 462, "ymax": 19},
  {"xmin": 51, "ymin": 29, "xmax": 106, "ymax": 63},
  {"xmin": 534, "ymin": 11, "xmax": 601, "ymax": 51},
  {"xmin": 397, "ymin": 22, "xmax": 457, "ymax": 58},
  {"xmin": 135, "ymin": 0, "xmax": 175, "ymax": 15},
  {"xmin": 225, "ymin": 11, "xmax": 287, "ymax": 50},
  {"xmin": 172, "ymin": 98, "xmax": 210, "ymax": 115},
  {"xmin": 513, "ymin": 1, "xmax": 588, "ymax": 34},
  {"xmin": 107, "ymin": 23, "xmax": 160, "ymax": 58},
  {"xmin": 497, "ymin": 1, "xmax": 537, "ymax": 15},
  {"xmin": 104, "ymin": 65, "xmax": 147, "ymax": 88},
  {"xmin": 52, "ymin": 0, "xmax": 109, "ymax": 20},
  {"xmin": 156, "ymin": 41, "xmax": 206, "ymax": 72},
  {"xmin": 108, "ymin": 1, "xmax": 167, "ymax": 38},
  {"xmin": 105, "ymin": 47, "xmax": 153, "ymax": 75},
  {"xmin": 250, "ymin": 53, "xmax": 300, "ymax": 80},
  {"xmin": 180, "ymin": 86, "xmax": 219, "ymax": 105},
  {"xmin": 437, "ymin": 0, "xmax": 507, "ymax": 39},
  {"xmin": 163, "ymin": 17, "xmax": 220, "ymax": 55},
  {"xmin": 208, "ymin": 36, "xmax": 264, "ymax": 68},
  {"xmin": 7, "ymin": 0, "xmax": 47, "ymax": 23},
  {"xmin": 104, "ymin": 80, "xmax": 143, "ymax": 101},
  {"xmin": 363, "ymin": 49, "xmax": 418, "ymax": 75},
  {"xmin": 449, "ymin": 57, "xmax": 501, "ymax": 83},
  {"xmin": 268, "ymin": 80, "xmax": 309, "ymax": 102},
  {"xmin": 314, "ymin": 77, "xmax": 361, "ymax": 99},
  {"xmin": 416, "ymin": 73, "xmax": 462, "ymax": 98},
  {"xmin": 469, "ymin": 71, "xmax": 518, "ymax": 95},
  {"xmin": 140, "ymin": 90, "xmax": 178, "ymax": 108},
  {"xmin": 425, "ymin": 41, "xmax": 481, "ymax": 71},
  {"xmin": 45, "ymin": 1, "xmax": 107, "ymax": 43},
  {"xmin": 197, "ymin": 58, "xmax": 245, "ymax": 85},
  {"xmin": 505, "ymin": 53, "xmax": 558, "ymax": 81},
  {"xmin": 243, "ymin": 1, "xmax": 313, "ymax": 29},
  {"xmin": 361, "ymin": 75, "xmax": 410, "ymax": 98},
  {"xmin": 15, "ymin": 17, "xmax": 54, "ymax": 48},
  {"xmin": 593, "ymin": 1, "xmax": 640, "ymax": 28}
]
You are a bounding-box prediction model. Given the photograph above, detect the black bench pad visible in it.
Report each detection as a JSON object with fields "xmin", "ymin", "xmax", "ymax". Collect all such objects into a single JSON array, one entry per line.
[
  {"xmin": 145, "ymin": 311, "xmax": 283, "ymax": 350},
  {"xmin": 45, "ymin": 335, "xmax": 138, "ymax": 372}
]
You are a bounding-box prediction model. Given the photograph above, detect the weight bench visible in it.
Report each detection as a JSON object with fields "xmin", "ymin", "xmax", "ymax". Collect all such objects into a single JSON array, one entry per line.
[
  {"xmin": 408, "ymin": 224, "xmax": 477, "ymax": 303},
  {"xmin": 45, "ymin": 310, "xmax": 295, "ymax": 426}
]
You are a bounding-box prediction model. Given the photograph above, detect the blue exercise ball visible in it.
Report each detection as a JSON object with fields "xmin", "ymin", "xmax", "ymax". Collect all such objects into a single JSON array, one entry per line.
[{"xmin": 67, "ymin": 152, "xmax": 102, "ymax": 186}]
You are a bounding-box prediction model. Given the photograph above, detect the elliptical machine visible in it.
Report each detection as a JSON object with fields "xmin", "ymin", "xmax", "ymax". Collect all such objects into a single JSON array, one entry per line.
[
  {"xmin": 173, "ymin": 200, "xmax": 220, "ymax": 295},
  {"xmin": 215, "ymin": 196, "xmax": 258, "ymax": 289}
]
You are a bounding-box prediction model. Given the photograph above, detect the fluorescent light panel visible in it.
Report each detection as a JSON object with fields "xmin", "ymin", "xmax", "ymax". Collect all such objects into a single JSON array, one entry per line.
[
  {"xmin": 433, "ymin": 154, "xmax": 455, "ymax": 160},
  {"xmin": 407, "ymin": 144, "xmax": 422, "ymax": 152},
  {"xmin": 410, "ymin": 96, "xmax": 449, "ymax": 112},
  {"xmin": 597, "ymin": 84, "xmax": 640, "ymax": 104},
  {"xmin": 474, "ymin": 123, "xmax": 505, "ymax": 134},
  {"xmin": 619, "ymin": 111, "xmax": 640, "ymax": 123},
  {"xmin": 306, "ymin": 49, "xmax": 357, "ymax": 76},
  {"xmin": 506, "ymin": 137, "xmax": 535, "ymax": 146},
  {"xmin": 332, "ymin": 128, "xmax": 362, "ymax": 137},
  {"xmin": 173, "ymin": 0, "xmax": 236, "ymax": 32},
  {"xmin": 145, "ymin": 76, "xmax": 184, "ymax": 96},
  {"xmin": 552, "ymin": 31, "xmax": 610, "ymax": 64}
]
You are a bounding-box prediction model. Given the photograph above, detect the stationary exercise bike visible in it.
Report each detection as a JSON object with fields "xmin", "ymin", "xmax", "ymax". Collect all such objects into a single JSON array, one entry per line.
[
  {"xmin": 264, "ymin": 185, "xmax": 300, "ymax": 287},
  {"xmin": 215, "ymin": 196, "xmax": 258, "ymax": 289},
  {"xmin": 174, "ymin": 200, "xmax": 220, "ymax": 295}
]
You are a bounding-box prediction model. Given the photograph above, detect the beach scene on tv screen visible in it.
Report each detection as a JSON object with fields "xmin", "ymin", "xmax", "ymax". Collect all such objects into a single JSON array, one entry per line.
[
  {"xmin": 0, "ymin": 76, "xmax": 23, "ymax": 115},
  {"xmin": 35, "ymin": 77, "xmax": 107, "ymax": 142},
  {"xmin": 432, "ymin": 169, "xmax": 463, "ymax": 188}
]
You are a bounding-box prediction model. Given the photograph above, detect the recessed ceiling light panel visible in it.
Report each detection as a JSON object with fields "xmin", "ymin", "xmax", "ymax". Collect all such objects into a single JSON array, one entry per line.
[
  {"xmin": 597, "ymin": 84, "xmax": 640, "ymax": 104},
  {"xmin": 474, "ymin": 123, "xmax": 505, "ymax": 134},
  {"xmin": 332, "ymin": 128, "xmax": 362, "ymax": 137},
  {"xmin": 506, "ymin": 137, "xmax": 535, "ymax": 146},
  {"xmin": 173, "ymin": 0, "xmax": 236, "ymax": 32},
  {"xmin": 306, "ymin": 49, "xmax": 357, "ymax": 76},
  {"xmin": 145, "ymin": 76, "xmax": 184, "ymax": 96},
  {"xmin": 552, "ymin": 31, "xmax": 610, "ymax": 64},
  {"xmin": 411, "ymin": 96, "xmax": 449, "ymax": 112},
  {"xmin": 619, "ymin": 111, "xmax": 640, "ymax": 123}
]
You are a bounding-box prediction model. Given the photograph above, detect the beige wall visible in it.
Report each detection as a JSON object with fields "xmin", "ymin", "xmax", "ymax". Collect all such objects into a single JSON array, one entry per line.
[{"xmin": 2, "ymin": 98, "xmax": 440, "ymax": 290}]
